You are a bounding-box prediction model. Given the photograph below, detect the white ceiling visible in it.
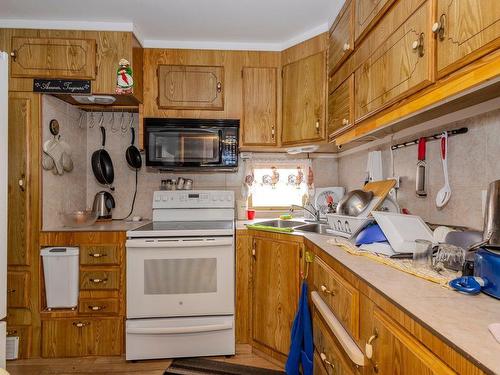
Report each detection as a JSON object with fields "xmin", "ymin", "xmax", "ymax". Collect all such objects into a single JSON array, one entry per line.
[{"xmin": 0, "ymin": 0, "xmax": 345, "ymax": 51}]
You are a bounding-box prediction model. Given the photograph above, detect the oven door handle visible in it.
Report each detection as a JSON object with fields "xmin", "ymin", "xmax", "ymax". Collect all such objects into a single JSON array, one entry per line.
[
  {"xmin": 127, "ymin": 322, "xmax": 233, "ymax": 335},
  {"xmin": 126, "ymin": 237, "xmax": 233, "ymax": 248}
]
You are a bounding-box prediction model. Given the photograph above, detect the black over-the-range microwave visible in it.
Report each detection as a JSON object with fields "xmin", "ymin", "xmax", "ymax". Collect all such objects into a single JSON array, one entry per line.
[{"xmin": 144, "ymin": 118, "xmax": 239, "ymax": 171}]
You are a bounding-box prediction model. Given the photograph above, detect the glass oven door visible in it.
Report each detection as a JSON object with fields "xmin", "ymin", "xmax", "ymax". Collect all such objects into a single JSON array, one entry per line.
[
  {"xmin": 147, "ymin": 128, "xmax": 221, "ymax": 167},
  {"xmin": 126, "ymin": 236, "xmax": 234, "ymax": 319}
]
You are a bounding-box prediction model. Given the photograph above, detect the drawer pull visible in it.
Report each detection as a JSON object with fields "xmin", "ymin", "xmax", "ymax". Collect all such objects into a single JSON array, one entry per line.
[
  {"xmin": 342, "ymin": 118, "xmax": 349, "ymax": 127},
  {"xmin": 73, "ymin": 321, "xmax": 90, "ymax": 328},
  {"xmin": 365, "ymin": 331, "xmax": 378, "ymax": 359},
  {"xmin": 412, "ymin": 33, "xmax": 425, "ymax": 57},
  {"xmin": 342, "ymin": 42, "xmax": 350, "ymax": 52},
  {"xmin": 10, "ymin": 50, "xmax": 17, "ymax": 61},
  {"xmin": 7, "ymin": 289, "xmax": 16, "ymax": 293},
  {"xmin": 216, "ymin": 82, "xmax": 222, "ymax": 93},
  {"xmin": 271, "ymin": 125, "xmax": 275, "ymax": 140},
  {"xmin": 89, "ymin": 253, "xmax": 107, "ymax": 258},
  {"xmin": 7, "ymin": 329, "xmax": 17, "ymax": 336},
  {"xmin": 315, "ymin": 120, "xmax": 320, "ymax": 134},
  {"xmin": 320, "ymin": 352, "xmax": 335, "ymax": 369},
  {"xmin": 89, "ymin": 305, "xmax": 106, "ymax": 311},
  {"xmin": 320, "ymin": 284, "xmax": 335, "ymax": 295},
  {"xmin": 432, "ymin": 14, "xmax": 446, "ymax": 40},
  {"xmin": 89, "ymin": 278, "xmax": 108, "ymax": 284}
]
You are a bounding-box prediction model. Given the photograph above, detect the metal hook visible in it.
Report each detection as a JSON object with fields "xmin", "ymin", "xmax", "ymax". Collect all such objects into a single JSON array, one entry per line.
[
  {"xmin": 111, "ymin": 112, "xmax": 119, "ymax": 133},
  {"xmin": 89, "ymin": 112, "xmax": 95, "ymax": 129},
  {"xmin": 120, "ymin": 111, "xmax": 127, "ymax": 133},
  {"xmin": 128, "ymin": 112, "xmax": 134, "ymax": 130},
  {"xmin": 98, "ymin": 112, "xmax": 104, "ymax": 129},
  {"xmin": 77, "ymin": 112, "xmax": 85, "ymax": 129}
]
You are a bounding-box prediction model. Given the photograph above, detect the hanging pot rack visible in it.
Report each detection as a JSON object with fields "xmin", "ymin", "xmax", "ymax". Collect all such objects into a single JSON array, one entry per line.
[{"xmin": 390, "ymin": 127, "xmax": 468, "ymax": 150}]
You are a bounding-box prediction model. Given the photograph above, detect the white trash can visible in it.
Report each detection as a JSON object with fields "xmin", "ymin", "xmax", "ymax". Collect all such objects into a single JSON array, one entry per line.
[{"xmin": 41, "ymin": 247, "xmax": 79, "ymax": 310}]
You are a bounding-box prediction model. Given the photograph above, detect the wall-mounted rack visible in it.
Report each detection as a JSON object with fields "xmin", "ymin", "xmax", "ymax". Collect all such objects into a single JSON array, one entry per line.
[{"xmin": 390, "ymin": 127, "xmax": 468, "ymax": 150}]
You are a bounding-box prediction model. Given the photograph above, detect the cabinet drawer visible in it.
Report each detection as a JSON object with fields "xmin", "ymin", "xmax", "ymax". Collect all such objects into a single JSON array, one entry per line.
[
  {"xmin": 11, "ymin": 36, "xmax": 96, "ymax": 79},
  {"xmin": 42, "ymin": 318, "xmax": 122, "ymax": 357},
  {"xmin": 328, "ymin": 75, "xmax": 354, "ymax": 141},
  {"xmin": 80, "ymin": 245, "xmax": 120, "ymax": 265},
  {"xmin": 328, "ymin": 1, "xmax": 354, "ymax": 74},
  {"xmin": 157, "ymin": 65, "xmax": 224, "ymax": 110},
  {"xmin": 78, "ymin": 298, "xmax": 119, "ymax": 315},
  {"xmin": 7, "ymin": 325, "xmax": 31, "ymax": 359},
  {"xmin": 355, "ymin": 1, "xmax": 433, "ymax": 121},
  {"xmin": 7, "ymin": 271, "xmax": 30, "ymax": 308},
  {"xmin": 313, "ymin": 310, "xmax": 360, "ymax": 375},
  {"xmin": 80, "ymin": 269, "xmax": 119, "ymax": 290},
  {"xmin": 312, "ymin": 256, "xmax": 359, "ymax": 338}
]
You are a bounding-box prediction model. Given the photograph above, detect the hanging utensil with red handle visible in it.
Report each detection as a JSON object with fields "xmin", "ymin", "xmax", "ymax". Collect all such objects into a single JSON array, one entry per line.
[{"xmin": 416, "ymin": 137, "xmax": 427, "ymax": 197}]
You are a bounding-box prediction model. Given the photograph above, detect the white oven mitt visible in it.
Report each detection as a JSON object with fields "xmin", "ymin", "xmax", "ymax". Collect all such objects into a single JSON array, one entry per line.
[{"xmin": 488, "ymin": 323, "xmax": 500, "ymax": 344}]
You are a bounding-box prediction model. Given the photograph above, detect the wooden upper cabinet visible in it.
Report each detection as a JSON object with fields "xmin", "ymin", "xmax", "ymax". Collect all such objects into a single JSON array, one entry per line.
[
  {"xmin": 435, "ymin": 0, "xmax": 500, "ymax": 77},
  {"xmin": 10, "ymin": 36, "xmax": 96, "ymax": 79},
  {"xmin": 355, "ymin": 1, "xmax": 433, "ymax": 122},
  {"xmin": 157, "ymin": 65, "xmax": 224, "ymax": 110},
  {"xmin": 328, "ymin": 0, "xmax": 354, "ymax": 74},
  {"xmin": 252, "ymin": 236, "xmax": 300, "ymax": 356},
  {"xmin": 354, "ymin": 0, "xmax": 396, "ymax": 41},
  {"xmin": 8, "ymin": 92, "xmax": 39, "ymax": 266},
  {"xmin": 367, "ymin": 309, "xmax": 455, "ymax": 374},
  {"xmin": 282, "ymin": 52, "xmax": 326, "ymax": 145},
  {"xmin": 328, "ymin": 75, "xmax": 354, "ymax": 141},
  {"xmin": 241, "ymin": 67, "xmax": 278, "ymax": 146}
]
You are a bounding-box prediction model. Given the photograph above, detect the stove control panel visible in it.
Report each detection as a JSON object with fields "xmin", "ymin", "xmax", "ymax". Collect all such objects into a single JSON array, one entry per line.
[{"xmin": 153, "ymin": 190, "xmax": 235, "ymax": 209}]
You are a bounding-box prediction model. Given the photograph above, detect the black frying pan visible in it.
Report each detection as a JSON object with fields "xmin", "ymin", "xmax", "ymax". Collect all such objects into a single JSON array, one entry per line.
[
  {"xmin": 126, "ymin": 127, "xmax": 142, "ymax": 169},
  {"xmin": 92, "ymin": 126, "xmax": 115, "ymax": 190}
]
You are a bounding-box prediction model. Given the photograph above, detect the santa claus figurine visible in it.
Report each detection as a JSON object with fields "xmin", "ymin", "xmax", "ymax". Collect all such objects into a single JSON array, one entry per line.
[{"xmin": 116, "ymin": 58, "xmax": 134, "ymax": 94}]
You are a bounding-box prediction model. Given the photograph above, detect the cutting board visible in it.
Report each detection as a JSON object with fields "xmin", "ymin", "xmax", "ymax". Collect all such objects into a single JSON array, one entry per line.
[{"xmin": 360, "ymin": 179, "xmax": 396, "ymax": 217}]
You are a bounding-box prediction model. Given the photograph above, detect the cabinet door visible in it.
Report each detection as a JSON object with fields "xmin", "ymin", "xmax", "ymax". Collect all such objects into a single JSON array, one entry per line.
[
  {"xmin": 7, "ymin": 271, "xmax": 30, "ymax": 308},
  {"xmin": 328, "ymin": 75, "xmax": 354, "ymax": 141},
  {"xmin": 435, "ymin": 0, "xmax": 500, "ymax": 77},
  {"xmin": 366, "ymin": 309, "xmax": 455, "ymax": 374},
  {"xmin": 355, "ymin": 1, "xmax": 433, "ymax": 122},
  {"xmin": 328, "ymin": 1, "xmax": 354, "ymax": 74},
  {"xmin": 241, "ymin": 67, "xmax": 278, "ymax": 146},
  {"xmin": 355, "ymin": 0, "xmax": 396, "ymax": 41},
  {"xmin": 10, "ymin": 37, "xmax": 96, "ymax": 79},
  {"xmin": 42, "ymin": 318, "xmax": 122, "ymax": 357},
  {"xmin": 157, "ymin": 65, "xmax": 224, "ymax": 110},
  {"xmin": 252, "ymin": 237, "xmax": 301, "ymax": 356},
  {"xmin": 282, "ymin": 52, "xmax": 326, "ymax": 145},
  {"xmin": 8, "ymin": 93, "xmax": 39, "ymax": 266}
]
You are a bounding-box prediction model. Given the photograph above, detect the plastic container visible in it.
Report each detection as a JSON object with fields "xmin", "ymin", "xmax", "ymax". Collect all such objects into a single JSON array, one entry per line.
[{"xmin": 41, "ymin": 247, "xmax": 79, "ymax": 309}]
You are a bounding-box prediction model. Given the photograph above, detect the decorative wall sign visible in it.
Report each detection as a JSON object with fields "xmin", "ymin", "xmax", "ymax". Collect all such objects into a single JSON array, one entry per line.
[{"xmin": 33, "ymin": 79, "xmax": 91, "ymax": 94}]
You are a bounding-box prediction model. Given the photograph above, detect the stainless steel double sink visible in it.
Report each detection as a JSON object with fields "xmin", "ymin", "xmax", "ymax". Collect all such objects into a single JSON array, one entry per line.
[{"xmin": 256, "ymin": 219, "xmax": 332, "ymax": 235}]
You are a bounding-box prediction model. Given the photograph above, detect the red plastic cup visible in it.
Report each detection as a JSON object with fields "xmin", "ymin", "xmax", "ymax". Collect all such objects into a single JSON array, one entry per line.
[{"xmin": 247, "ymin": 209, "xmax": 256, "ymax": 220}]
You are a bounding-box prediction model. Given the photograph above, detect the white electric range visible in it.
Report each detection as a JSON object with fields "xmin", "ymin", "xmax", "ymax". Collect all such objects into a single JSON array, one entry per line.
[{"xmin": 125, "ymin": 190, "xmax": 235, "ymax": 361}]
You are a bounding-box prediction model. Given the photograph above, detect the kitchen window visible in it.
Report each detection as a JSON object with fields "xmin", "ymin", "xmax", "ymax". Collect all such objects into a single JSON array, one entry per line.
[{"xmin": 243, "ymin": 159, "xmax": 314, "ymax": 209}]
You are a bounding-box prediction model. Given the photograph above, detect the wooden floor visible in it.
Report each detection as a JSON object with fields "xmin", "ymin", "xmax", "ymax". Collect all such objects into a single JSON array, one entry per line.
[{"xmin": 6, "ymin": 345, "xmax": 283, "ymax": 375}]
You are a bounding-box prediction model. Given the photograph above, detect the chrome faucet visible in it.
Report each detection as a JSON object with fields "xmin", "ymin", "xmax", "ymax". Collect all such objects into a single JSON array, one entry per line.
[{"xmin": 289, "ymin": 204, "xmax": 321, "ymax": 222}]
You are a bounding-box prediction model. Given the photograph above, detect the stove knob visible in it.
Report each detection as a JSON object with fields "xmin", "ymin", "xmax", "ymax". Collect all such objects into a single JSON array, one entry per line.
[
  {"xmin": 226, "ymin": 195, "xmax": 232, "ymax": 201},
  {"xmin": 155, "ymin": 196, "xmax": 161, "ymax": 202},
  {"xmin": 162, "ymin": 195, "xmax": 167, "ymax": 202},
  {"xmin": 212, "ymin": 196, "xmax": 217, "ymax": 201}
]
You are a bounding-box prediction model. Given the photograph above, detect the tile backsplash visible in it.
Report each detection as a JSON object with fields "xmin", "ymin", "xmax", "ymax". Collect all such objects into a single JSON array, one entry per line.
[
  {"xmin": 42, "ymin": 96, "xmax": 339, "ymax": 229},
  {"xmin": 337, "ymin": 108, "xmax": 500, "ymax": 230}
]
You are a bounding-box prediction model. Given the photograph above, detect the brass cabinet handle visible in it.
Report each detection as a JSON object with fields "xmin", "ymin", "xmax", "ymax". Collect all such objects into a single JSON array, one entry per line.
[
  {"xmin": 18, "ymin": 174, "xmax": 26, "ymax": 192},
  {"xmin": 365, "ymin": 331, "xmax": 379, "ymax": 359},
  {"xmin": 320, "ymin": 352, "xmax": 335, "ymax": 369},
  {"xmin": 342, "ymin": 118, "xmax": 349, "ymax": 127},
  {"xmin": 7, "ymin": 329, "xmax": 17, "ymax": 336},
  {"xmin": 89, "ymin": 278, "xmax": 108, "ymax": 284},
  {"xmin": 10, "ymin": 50, "xmax": 17, "ymax": 61},
  {"xmin": 432, "ymin": 14, "xmax": 446, "ymax": 40},
  {"xmin": 88, "ymin": 305, "xmax": 106, "ymax": 311},
  {"xmin": 342, "ymin": 42, "xmax": 350, "ymax": 52},
  {"xmin": 271, "ymin": 125, "xmax": 275, "ymax": 140},
  {"xmin": 315, "ymin": 120, "xmax": 320, "ymax": 134},
  {"xmin": 73, "ymin": 321, "xmax": 90, "ymax": 328},
  {"xmin": 320, "ymin": 284, "xmax": 335, "ymax": 295},
  {"xmin": 216, "ymin": 82, "xmax": 222, "ymax": 93},
  {"xmin": 89, "ymin": 253, "xmax": 107, "ymax": 258},
  {"xmin": 7, "ymin": 289, "xmax": 16, "ymax": 294},
  {"xmin": 412, "ymin": 33, "xmax": 425, "ymax": 57}
]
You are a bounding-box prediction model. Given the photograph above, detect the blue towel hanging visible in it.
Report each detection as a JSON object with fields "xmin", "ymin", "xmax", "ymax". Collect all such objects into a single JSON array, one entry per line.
[{"xmin": 285, "ymin": 281, "xmax": 313, "ymax": 375}]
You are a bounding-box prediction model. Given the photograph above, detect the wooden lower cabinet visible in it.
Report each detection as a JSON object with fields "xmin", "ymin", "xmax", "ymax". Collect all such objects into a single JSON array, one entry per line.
[
  {"xmin": 41, "ymin": 318, "xmax": 122, "ymax": 358},
  {"xmin": 365, "ymin": 309, "xmax": 454, "ymax": 375},
  {"xmin": 78, "ymin": 298, "xmax": 119, "ymax": 315},
  {"xmin": 251, "ymin": 233, "xmax": 302, "ymax": 359},
  {"xmin": 80, "ymin": 245, "xmax": 120, "ymax": 266}
]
